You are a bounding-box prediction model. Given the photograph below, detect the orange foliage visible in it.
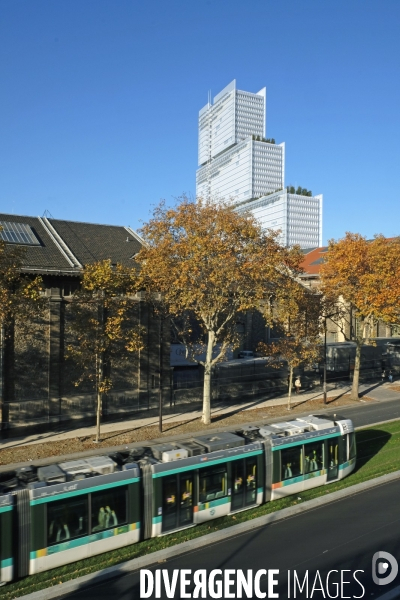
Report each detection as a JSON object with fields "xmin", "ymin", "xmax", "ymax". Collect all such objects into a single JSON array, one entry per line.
[
  {"xmin": 67, "ymin": 260, "xmax": 143, "ymax": 441},
  {"xmin": 137, "ymin": 197, "xmax": 303, "ymax": 424},
  {"xmin": 321, "ymin": 233, "xmax": 400, "ymax": 325},
  {"xmin": 320, "ymin": 232, "xmax": 400, "ymax": 399}
]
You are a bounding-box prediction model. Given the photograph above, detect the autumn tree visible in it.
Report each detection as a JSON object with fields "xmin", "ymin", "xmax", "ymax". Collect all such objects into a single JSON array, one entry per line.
[
  {"xmin": 66, "ymin": 260, "xmax": 144, "ymax": 442},
  {"xmin": 137, "ymin": 197, "xmax": 302, "ymax": 425},
  {"xmin": 258, "ymin": 283, "xmax": 322, "ymax": 410},
  {"xmin": 0, "ymin": 236, "xmax": 44, "ymax": 425},
  {"xmin": 320, "ymin": 233, "xmax": 400, "ymax": 400}
]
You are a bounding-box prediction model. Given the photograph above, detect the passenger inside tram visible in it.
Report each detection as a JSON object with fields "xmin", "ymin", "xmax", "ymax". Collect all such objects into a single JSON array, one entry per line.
[
  {"xmin": 92, "ymin": 506, "xmax": 118, "ymax": 531},
  {"xmin": 49, "ymin": 520, "xmax": 71, "ymax": 543}
]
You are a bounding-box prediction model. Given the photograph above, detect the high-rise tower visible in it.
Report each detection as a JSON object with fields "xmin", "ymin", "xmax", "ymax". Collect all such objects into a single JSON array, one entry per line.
[
  {"xmin": 196, "ymin": 80, "xmax": 322, "ymax": 248},
  {"xmin": 235, "ymin": 189, "xmax": 323, "ymax": 248},
  {"xmin": 196, "ymin": 80, "xmax": 285, "ymax": 204}
]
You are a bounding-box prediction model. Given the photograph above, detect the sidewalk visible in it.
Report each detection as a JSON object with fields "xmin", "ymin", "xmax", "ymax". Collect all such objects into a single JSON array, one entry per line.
[
  {"xmin": 0, "ymin": 380, "xmax": 365, "ymax": 451},
  {"xmin": 1, "ymin": 380, "xmax": 398, "ymax": 452}
]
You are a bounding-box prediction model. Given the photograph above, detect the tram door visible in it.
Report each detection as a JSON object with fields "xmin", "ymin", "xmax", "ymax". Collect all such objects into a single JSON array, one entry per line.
[
  {"xmin": 327, "ymin": 439, "xmax": 339, "ymax": 481},
  {"xmin": 162, "ymin": 473, "xmax": 194, "ymax": 532},
  {"xmin": 231, "ymin": 458, "xmax": 257, "ymax": 511}
]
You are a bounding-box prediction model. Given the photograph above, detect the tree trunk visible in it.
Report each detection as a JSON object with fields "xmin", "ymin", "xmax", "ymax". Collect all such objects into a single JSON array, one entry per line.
[
  {"xmin": 95, "ymin": 352, "xmax": 103, "ymax": 443},
  {"xmin": 288, "ymin": 365, "xmax": 293, "ymax": 410},
  {"xmin": 96, "ymin": 389, "xmax": 102, "ymax": 443},
  {"xmin": 202, "ymin": 330, "xmax": 215, "ymax": 425},
  {"xmin": 351, "ymin": 336, "xmax": 363, "ymax": 401},
  {"xmin": 95, "ymin": 299, "xmax": 105, "ymax": 443}
]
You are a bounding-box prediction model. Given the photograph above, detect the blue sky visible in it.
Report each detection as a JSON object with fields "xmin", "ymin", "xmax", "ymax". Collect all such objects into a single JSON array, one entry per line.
[{"xmin": 1, "ymin": 0, "xmax": 399, "ymax": 243}]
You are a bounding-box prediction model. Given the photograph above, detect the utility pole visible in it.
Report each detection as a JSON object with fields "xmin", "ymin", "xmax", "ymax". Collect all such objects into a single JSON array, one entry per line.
[
  {"xmin": 323, "ymin": 321, "xmax": 327, "ymax": 404},
  {"xmin": 159, "ymin": 316, "xmax": 163, "ymax": 433}
]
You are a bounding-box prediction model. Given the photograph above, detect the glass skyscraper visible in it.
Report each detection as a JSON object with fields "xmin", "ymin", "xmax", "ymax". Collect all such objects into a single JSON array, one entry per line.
[{"xmin": 196, "ymin": 80, "xmax": 322, "ymax": 248}]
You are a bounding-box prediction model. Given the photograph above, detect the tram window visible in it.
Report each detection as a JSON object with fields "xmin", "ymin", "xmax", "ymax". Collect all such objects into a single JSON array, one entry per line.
[
  {"xmin": 328, "ymin": 439, "xmax": 339, "ymax": 467},
  {"xmin": 245, "ymin": 457, "xmax": 257, "ymax": 503},
  {"xmin": 304, "ymin": 441, "xmax": 324, "ymax": 473},
  {"xmin": 47, "ymin": 497, "xmax": 88, "ymax": 546},
  {"xmin": 349, "ymin": 433, "xmax": 356, "ymax": 460},
  {"xmin": 281, "ymin": 447, "xmax": 302, "ymax": 481},
  {"xmin": 91, "ymin": 486, "xmax": 127, "ymax": 532},
  {"xmin": 199, "ymin": 466, "xmax": 227, "ymax": 503},
  {"xmin": 179, "ymin": 474, "xmax": 194, "ymax": 527},
  {"xmin": 233, "ymin": 460, "xmax": 244, "ymax": 493},
  {"xmin": 163, "ymin": 476, "xmax": 178, "ymax": 512},
  {"xmin": 338, "ymin": 435, "xmax": 347, "ymax": 464},
  {"xmin": 162, "ymin": 476, "xmax": 178, "ymax": 532},
  {"xmin": 180, "ymin": 475, "xmax": 193, "ymax": 507}
]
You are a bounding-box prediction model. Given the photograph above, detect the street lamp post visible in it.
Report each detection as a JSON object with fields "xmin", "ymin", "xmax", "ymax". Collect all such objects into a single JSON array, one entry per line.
[
  {"xmin": 323, "ymin": 323, "xmax": 327, "ymax": 404},
  {"xmin": 159, "ymin": 317, "xmax": 163, "ymax": 433}
]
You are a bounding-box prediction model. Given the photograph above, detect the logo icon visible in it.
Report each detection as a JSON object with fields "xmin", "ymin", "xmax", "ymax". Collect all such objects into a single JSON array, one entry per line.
[{"xmin": 372, "ymin": 551, "xmax": 398, "ymax": 586}]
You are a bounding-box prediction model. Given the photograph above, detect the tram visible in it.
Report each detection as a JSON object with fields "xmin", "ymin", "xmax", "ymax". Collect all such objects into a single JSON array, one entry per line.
[{"xmin": 0, "ymin": 413, "xmax": 356, "ymax": 583}]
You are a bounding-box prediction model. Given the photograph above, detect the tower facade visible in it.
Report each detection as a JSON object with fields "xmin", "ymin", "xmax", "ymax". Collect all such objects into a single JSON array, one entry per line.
[
  {"xmin": 196, "ymin": 80, "xmax": 322, "ymax": 248},
  {"xmin": 196, "ymin": 80, "xmax": 284, "ymax": 204},
  {"xmin": 235, "ymin": 189, "xmax": 323, "ymax": 248}
]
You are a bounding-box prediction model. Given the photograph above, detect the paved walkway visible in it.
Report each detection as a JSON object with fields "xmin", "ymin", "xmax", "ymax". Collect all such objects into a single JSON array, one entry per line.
[{"xmin": 0, "ymin": 380, "xmax": 398, "ymax": 451}]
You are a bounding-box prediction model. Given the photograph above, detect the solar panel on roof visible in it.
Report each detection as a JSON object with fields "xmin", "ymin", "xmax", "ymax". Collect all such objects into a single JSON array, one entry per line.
[{"xmin": 0, "ymin": 222, "xmax": 40, "ymax": 246}]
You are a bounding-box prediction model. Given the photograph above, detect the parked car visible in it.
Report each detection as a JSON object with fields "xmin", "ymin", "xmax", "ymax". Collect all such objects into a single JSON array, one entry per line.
[{"xmin": 238, "ymin": 350, "xmax": 254, "ymax": 359}]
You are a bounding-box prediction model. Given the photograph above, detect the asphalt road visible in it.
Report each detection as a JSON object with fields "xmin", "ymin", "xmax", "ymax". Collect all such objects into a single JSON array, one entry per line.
[
  {"xmin": 60, "ymin": 478, "xmax": 400, "ymax": 599},
  {"xmin": 310, "ymin": 385, "xmax": 400, "ymax": 429}
]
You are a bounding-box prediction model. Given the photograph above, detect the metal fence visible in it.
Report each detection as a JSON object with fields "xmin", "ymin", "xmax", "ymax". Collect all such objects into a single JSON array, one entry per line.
[{"xmin": 3, "ymin": 357, "xmax": 400, "ymax": 430}]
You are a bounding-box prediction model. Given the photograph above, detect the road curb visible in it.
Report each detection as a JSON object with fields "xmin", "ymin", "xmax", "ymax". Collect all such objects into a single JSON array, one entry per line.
[{"xmin": 18, "ymin": 469, "xmax": 400, "ymax": 600}]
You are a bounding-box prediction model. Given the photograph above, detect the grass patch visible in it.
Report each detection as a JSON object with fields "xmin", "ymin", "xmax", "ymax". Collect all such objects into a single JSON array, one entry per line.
[{"xmin": 2, "ymin": 421, "xmax": 400, "ymax": 599}]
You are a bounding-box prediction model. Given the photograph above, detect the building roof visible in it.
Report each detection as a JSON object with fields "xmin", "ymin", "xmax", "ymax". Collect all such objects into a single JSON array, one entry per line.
[
  {"xmin": 0, "ymin": 213, "xmax": 75, "ymax": 274},
  {"xmin": 49, "ymin": 219, "xmax": 142, "ymax": 268},
  {"xmin": 300, "ymin": 237, "xmax": 400, "ymax": 277},
  {"xmin": 0, "ymin": 213, "xmax": 143, "ymax": 276},
  {"xmin": 300, "ymin": 246, "xmax": 328, "ymax": 276}
]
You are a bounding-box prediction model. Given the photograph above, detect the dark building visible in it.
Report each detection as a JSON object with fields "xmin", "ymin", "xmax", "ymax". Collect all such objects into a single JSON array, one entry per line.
[{"xmin": 0, "ymin": 215, "xmax": 170, "ymax": 431}]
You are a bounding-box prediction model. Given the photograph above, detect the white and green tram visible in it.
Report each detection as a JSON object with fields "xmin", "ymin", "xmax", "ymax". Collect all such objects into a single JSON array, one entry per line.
[{"xmin": 0, "ymin": 414, "xmax": 355, "ymax": 584}]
